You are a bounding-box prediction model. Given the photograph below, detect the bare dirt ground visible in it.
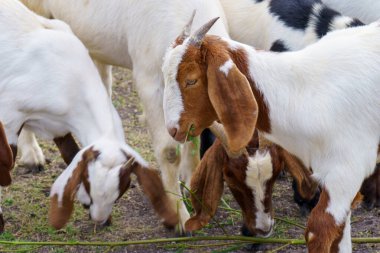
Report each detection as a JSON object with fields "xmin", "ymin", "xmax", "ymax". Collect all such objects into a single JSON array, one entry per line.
[{"xmin": 1, "ymin": 68, "xmax": 379, "ymax": 252}]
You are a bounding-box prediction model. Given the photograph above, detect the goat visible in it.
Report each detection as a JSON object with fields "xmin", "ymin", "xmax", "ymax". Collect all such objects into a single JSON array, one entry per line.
[
  {"xmin": 220, "ymin": 0, "xmax": 363, "ymax": 52},
  {"xmin": 188, "ymin": 130, "xmax": 319, "ymax": 236},
  {"xmin": 186, "ymin": 131, "xmax": 282, "ymax": 237},
  {"xmin": 322, "ymin": 0, "xmax": 380, "ymax": 24},
  {"xmin": 321, "ymin": 0, "xmax": 380, "ymax": 211},
  {"xmin": 218, "ymin": 0, "xmax": 369, "ymax": 213},
  {"xmin": 19, "ymin": 0, "xmax": 230, "ymax": 232},
  {"xmin": 162, "ymin": 17, "xmax": 380, "ymax": 252},
  {"xmin": 0, "ymin": 0, "xmax": 177, "ymax": 231}
]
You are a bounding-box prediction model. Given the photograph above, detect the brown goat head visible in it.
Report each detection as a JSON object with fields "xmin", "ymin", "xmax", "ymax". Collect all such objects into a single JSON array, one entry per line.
[
  {"xmin": 186, "ymin": 132, "xmax": 282, "ymax": 237},
  {"xmin": 162, "ymin": 16, "xmax": 258, "ymax": 154}
]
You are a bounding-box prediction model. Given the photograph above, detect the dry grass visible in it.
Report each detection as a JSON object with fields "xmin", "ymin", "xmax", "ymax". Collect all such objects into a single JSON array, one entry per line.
[{"xmin": 1, "ymin": 68, "xmax": 378, "ymax": 253}]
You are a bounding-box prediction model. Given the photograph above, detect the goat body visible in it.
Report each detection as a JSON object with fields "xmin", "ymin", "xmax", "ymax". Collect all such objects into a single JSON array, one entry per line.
[
  {"xmin": 162, "ymin": 19, "xmax": 380, "ymax": 252},
  {"xmin": 20, "ymin": 0, "xmax": 230, "ymax": 231},
  {"xmin": 0, "ymin": 0, "xmax": 177, "ymax": 231}
]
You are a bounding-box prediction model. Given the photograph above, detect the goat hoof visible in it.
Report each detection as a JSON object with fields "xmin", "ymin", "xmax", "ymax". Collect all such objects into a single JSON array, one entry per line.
[
  {"xmin": 245, "ymin": 243, "xmax": 263, "ymax": 251},
  {"xmin": 17, "ymin": 163, "xmax": 45, "ymax": 174},
  {"xmin": 362, "ymin": 199, "xmax": 375, "ymax": 211},
  {"xmin": 277, "ymin": 169, "xmax": 287, "ymax": 179},
  {"xmin": 176, "ymin": 231, "xmax": 192, "ymax": 237},
  {"xmin": 300, "ymin": 204, "xmax": 311, "ymax": 217},
  {"xmin": 102, "ymin": 217, "xmax": 112, "ymax": 227}
]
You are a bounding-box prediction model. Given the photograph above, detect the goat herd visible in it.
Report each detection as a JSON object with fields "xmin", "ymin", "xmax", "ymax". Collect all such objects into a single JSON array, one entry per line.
[{"xmin": 0, "ymin": 0, "xmax": 379, "ymax": 252}]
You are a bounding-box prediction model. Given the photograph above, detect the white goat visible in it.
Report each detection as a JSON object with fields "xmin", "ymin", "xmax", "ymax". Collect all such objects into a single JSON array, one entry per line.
[
  {"xmin": 323, "ymin": 0, "xmax": 380, "ymax": 24},
  {"xmin": 19, "ymin": 0, "xmax": 230, "ymax": 231},
  {"xmin": 0, "ymin": 0, "xmax": 177, "ymax": 231},
  {"xmin": 162, "ymin": 17, "xmax": 380, "ymax": 253}
]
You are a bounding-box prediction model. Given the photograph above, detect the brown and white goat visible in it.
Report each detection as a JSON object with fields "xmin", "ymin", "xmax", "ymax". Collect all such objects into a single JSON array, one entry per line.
[
  {"xmin": 0, "ymin": 0, "xmax": 177, "ymax": 231},
  {"xmin": 162, "ymin": 16, "xmax": 380, "ymax": 252},
  {"xmin": 186, "ymin": 132, "xmax": 282, "ymax": 237},
  {"xmin": 186, "ymin": 130, "xmax": 318, "ymax": 237}
]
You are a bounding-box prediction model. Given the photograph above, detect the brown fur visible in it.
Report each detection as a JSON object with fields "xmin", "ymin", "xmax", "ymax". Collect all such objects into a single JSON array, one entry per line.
[
  {"xmin": 49, "ymin": 148, "xmax": 99, "ymax": 230},
  {"xmin": 306, "ymin": 189, "xmax": 345, "ymax": 253},
  {"xmin": 0, "ymin": 122, "xmax": 13, "ymax": 186},
  {"xmin": 54, "ymin": 133, "xmax": 80, "ymax": 165},
  {"xmin": 175, "ymin": 37, "xmax": 259, "ymax": 153},
  {"xmin": 279, "ymin": 148, "xmax": 319, "ymax": 201},
  {"xmin": 133, "ymin": 165, "xmax": 179, "ymax": 228},
  {"xmin": 186, "ymin": 131, "xmax": 282, "ymax": 236},
  {"xmin": 185, "ymin": 140, "xmax": 225, "ymax": 231}
]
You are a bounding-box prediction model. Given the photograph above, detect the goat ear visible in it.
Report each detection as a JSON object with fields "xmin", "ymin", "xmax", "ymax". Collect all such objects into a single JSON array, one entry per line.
[
  {"xmin": 49, "ymin": 148, "xmax": 99, "ymax": 229},
  {"xmin": 207, "ymin": 59, "xmax": 258, "ymax": 154},
  {"xmin": 132, "ymin": 163, "xmax": 179, "ymax": 228},
  {"xmin": 185, "ymin": 141, "xmax": 225, "ymax": 231},
  {"xmin": 0, "ymin": 122, "xmax": 13, "ymax": 186}
]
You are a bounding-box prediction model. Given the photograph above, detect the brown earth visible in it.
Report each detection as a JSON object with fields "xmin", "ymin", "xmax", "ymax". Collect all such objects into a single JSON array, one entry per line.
[{"xmin": 1, "ymin": 68, "xmax": 378, "ymax": 253}]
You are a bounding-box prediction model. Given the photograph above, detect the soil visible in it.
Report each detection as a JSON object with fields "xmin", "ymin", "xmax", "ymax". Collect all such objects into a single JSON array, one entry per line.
[{"xmin": 2, "ymin": 68, "xmax": 379, "ymax": 253}]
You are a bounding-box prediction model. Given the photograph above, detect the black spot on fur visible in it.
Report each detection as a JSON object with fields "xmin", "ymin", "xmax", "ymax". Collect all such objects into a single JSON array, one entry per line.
[
  {"xmin": 269, "ymin": 0, "xmax": 321, "ymax": 30},
  {"xmin": 270, "ymin": 40, "xmax": 289, "ymax": 52},
  {"xmin": 315, "ymin": 7, "xmax": 340, "ymax": 38},
  {"xmin": 348, "ymin": 18, "xmax": 364, "ymax": 28}
]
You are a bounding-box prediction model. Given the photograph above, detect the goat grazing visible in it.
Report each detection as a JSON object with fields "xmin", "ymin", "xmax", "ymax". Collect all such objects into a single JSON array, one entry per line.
[
  {"xmin": 187, "ymin": 130, "xmax": 320, "ymax": 237},
  {"xmin": 20, "ymin": 0, "xmax": 229, "ymax": 232},
  {"xmin": 0, "ymin": 0, "xmax": 177, "ymax": 231},
  {"xmin": 186, "ymin": 131, "xmax": 282, "ymax": 237},
  {"xmin": 162, "ymin": 16, "xmax": 380, "ymax": 252}
]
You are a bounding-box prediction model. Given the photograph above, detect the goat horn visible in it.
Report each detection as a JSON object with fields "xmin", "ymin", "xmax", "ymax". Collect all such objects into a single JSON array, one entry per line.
[
  {"xmin": 209, "ymin": 121, "xmax": 248, "ymax": 158},
  {"xmin": 178, "ymin": 10, "xmax": 196, "ymax": 42},
  {"xmin": 188, "ymin": 17, "xmax": 220, "ymax": 48}
]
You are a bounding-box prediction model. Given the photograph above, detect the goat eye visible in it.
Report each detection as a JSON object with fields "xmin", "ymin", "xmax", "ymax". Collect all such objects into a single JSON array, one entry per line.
[{"xmin": 186, "ymin": 79, "xmax": 197, "ymax": 86}]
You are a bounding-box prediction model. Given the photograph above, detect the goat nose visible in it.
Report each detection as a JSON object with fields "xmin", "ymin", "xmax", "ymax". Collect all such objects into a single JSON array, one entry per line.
[{"xmin": 168, "ymin": 127, "xmax": 177, "ymax": 138}]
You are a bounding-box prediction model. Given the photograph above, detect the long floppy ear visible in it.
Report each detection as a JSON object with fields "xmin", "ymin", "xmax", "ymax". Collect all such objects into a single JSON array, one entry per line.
[
  {"xmin": 207, "ymin": 58, "xmax": 258, "ymax": 154},
  {"xmin": 0, "ymin": 122, "xmax": 13, "ymax": 186},
  {"xmin": 132, "ymin": 164, "xmax": 179, "ymax": 228},
  {"xmin": 49, "ymin": 148, "xmax": 99, "ymax": 229},
  {"xmin": 185, "ymin": 140, "xmax": 225, "ymax": 232}
]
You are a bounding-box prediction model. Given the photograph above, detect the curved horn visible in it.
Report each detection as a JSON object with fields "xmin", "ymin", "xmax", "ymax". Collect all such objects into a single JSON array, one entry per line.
[
  {"xmin": 189, "ymin": 17, "xmax": 220, "ymax": 48},
  {"xmin": 209, "ymin": 121, "xmax": 247, "ymax": 158},
  {"xmin": 178, "ymin": 10, "xmax": 196, "ymax": 42}
]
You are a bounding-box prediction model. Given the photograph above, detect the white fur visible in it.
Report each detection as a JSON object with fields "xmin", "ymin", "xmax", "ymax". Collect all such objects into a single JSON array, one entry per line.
[
  {"xmin": 245, "ymin": 151, "xmax": 274, "ymax": 235},
  {"xmin": 220, "ymin": 0, "xmax": 361, "ymax": 51},
  {"xmin": 219, "ymin": 59, "xmax": 234, "ymax": 77},
  {"xmin": 240, "ymin": 24, "xmax": 379, "ymax": 251},
  {"xmin": 0, "ymin": 0, "xmax": 148, "ymax": 225},
  {"xmin": 323, "ymin": 0, "xmax": 380, "ymax": 24},
  {"xmin": 162, "ymin": 43, "xmax": 188, "ymax": 131},
  {"xmin": 20, "ymin": 0, "xmax": 230, "ymax": 230},
  {"xmin": 164, "ymin": 22, "xmax": 380, "ymax": 252}
]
